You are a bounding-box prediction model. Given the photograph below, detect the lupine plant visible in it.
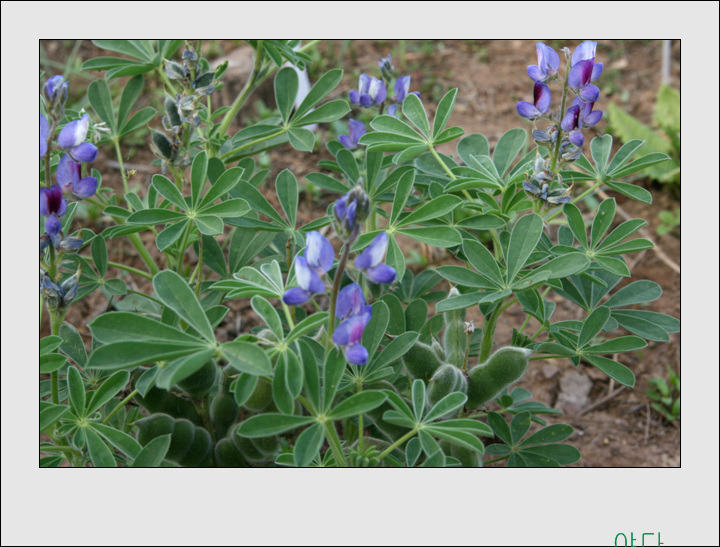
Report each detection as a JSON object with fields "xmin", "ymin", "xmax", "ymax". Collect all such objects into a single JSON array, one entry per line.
[{"xmin": 40, "ymin": 40, "xmax": 679, "ymax": 468}]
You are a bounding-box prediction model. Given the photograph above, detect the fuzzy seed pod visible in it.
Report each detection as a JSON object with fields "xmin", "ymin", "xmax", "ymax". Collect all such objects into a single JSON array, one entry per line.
[
  {"xmin": 466, "ymin": 347, "xmax": 533, "ymax": 409},
  {"xmin": 136, "ymin": 413, "xmax": 175, "ymax": 447},
  {"xmin": 442, "ymin": 288, "xmax": 467, "ymax": 368},
  {"xmin": 210, "ymin": 391, "xmax": 239, "ymax": 439},
  {"xmin": 166, "ymin": 418, "xmax": 196, "ymax": 463},
  {"xmin": 243, "ymin": 378, "xmax": 273, "ymax": 412},
  {"xmin": 214, "ymin": 437, "xmax": 249, "ymax": 468},
  {"xmin": 177, "ymin": 360, "xmax": 217, "ymax": 398},
  {"xmin": 428, "ymin": 364, "xmax": 468, "ymax": 406},
  {"xmin": 402, "ymin": 341, "xmax": 444, "ymax": 381},
  {"xmin": 175, "ymin": 426, "xmax": 212, "ymax": 467}
]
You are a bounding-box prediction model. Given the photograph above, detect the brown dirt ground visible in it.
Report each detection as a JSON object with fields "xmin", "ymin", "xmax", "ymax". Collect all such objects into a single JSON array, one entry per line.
[{"xmin": 41, "ymin": 39, "xmax": 680, "ymax": 467}]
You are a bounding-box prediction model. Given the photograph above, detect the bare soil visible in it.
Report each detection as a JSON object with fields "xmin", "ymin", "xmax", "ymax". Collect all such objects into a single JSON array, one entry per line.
[{"xmin": 41, "ymin": 39, "xmax": 680, "ymax": 467}]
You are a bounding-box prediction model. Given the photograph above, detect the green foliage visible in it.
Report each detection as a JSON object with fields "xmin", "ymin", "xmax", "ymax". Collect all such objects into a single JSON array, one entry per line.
[{"xmin": 646, "ymin": 367, "xmax": 680, "ymax": 422}]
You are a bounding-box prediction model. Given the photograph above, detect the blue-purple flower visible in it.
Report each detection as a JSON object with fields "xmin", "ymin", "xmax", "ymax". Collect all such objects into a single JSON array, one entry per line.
[
  {"xmin": 561, "ymin": 104, "xmax": 585, "ymax": 147},
  {"xmin": 334, "ymin": 185, "xmax": 369, "ymax": 239},
  {"xmin": 282, "ymin": 231, "xmax": 334, "ymax": 306},
  {"xmin": 332, "ymin": 303, "xmax": 372, "ymax": 365},
  {"xmin": 44, "ymin": 75, "xmax": 68, "ymax": 115},
  {"xmin": 336, "ymin": 282, "xmax": 371, "ymax": 321},
  {"xmin": 568, "ymin": 41, "xmax": 603, "ymax": 95},
  {"xmin": 57, "ymin": 114, "xmax": 98, "ymax": 163},
  {"xmin": 349, "ymin": 74, "xmax": 387, "ymax": 107},
  {"xmin": 355, "ymin": 232, "xmax": 397, "ymax": 284},
  {"xmin": 576, "ymin": 97, "xmax": 603, "ymax": 128},
  {"xmin": 527, "ymin": 42, "xmax": 560, "ymax": 82},
  {"xmin": 40, "ymin": 114, "xmax": 50, "ymax": 158},
  {"xmin": 56, "ymin": 154, "xmax": 98, "ymax": 199},
  {"xmin": 40, "ymin": 185, "xmax": 68, "ymax": 241},
  {"xmin": 517, "ymin": 82, "xmax": 552, "ymax": 120},
  {"xmin": 338, "ymin": 119, "xmax": 366, "ymax": 150}
]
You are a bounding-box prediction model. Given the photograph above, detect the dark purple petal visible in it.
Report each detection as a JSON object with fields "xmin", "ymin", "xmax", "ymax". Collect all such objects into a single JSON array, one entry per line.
[
  {"xmin": 366, "ymin": 263, "xmax": 397, "ymax": 284},
  {"xmin": 282, "ymin": 287, "xmax": 312, "ymax": 306},
  {"xmin": 579, "ymin": 84, "xmax": 600, "ymax": 103},
  {"xmin": 336, "ymin": 283, "xmax": 365, "ymax": 320},
  {"xmin": 568, "ymin": 60, "xmax": 594, "ymax": 89},
  {"xmin": 571, "ymin": 41, "xmax": 597, "ymax": 66},
  {"xmin": 40, "ymin": 185, "xmax": 66, "ymax": 216},
  {"xmin": 591, "ymin": 62, "xmax": 603, "ymax": 82},
  {"xmin": 517, "ymin": 101, "xmax": 542, "ymax": 120},
  {"xmin": 355, "ymin": 232, "xmax": 388, "ymax": 269},
  {"xmin": 344, "ymin": 344, "xmax": 369, "ymax": 366},
  {"xmin": 40, "ymin": 114, "xmax": 49, "ymax": 157},
  {"xmin": 569, "ymin": 131, "xmax": 585, "ymax": 147},
  {"xmin": 74, "ymin": 176, "xmax": 98, "ymax": 198},
  {"xmin": 305, "ymin": 231, "xmax": 334, "ymax": 273},
  {"xmin": 561, "ymin": 105, "xmax": 580, "ymax": 131},
  {"xmin": 58, "ymin": 114, "xmax": 90, "ymax": 149},
  {"xmin": 45, "ymin": 214, "xmax": 62, "ymax": 237},
  {"xmin": 359, "ymin": 94, "xmax": 373, "ymax": 108},
  {"xmin": 69, "ymin": 142, "xmax": 98, "ymax": 163},
  {"xmin": 534, "ymin": 82, "xmax": 551, "ymax": 113},
  {"xmin": 394, "ymin": 76, "xmax": 411, "ymax": 102}
]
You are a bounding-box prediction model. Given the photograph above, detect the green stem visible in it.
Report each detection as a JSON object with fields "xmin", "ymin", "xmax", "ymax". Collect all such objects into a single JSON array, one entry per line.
[
  {"xmin": 103, "ymin": 389, "xmax": 138, "ymax": 424},
  {"xmin": 549, "ymin": 56, "xmax": 572, "ymax": 175},
  {"xmin": 357, "ymin": 384, "xmax": 364, "ymax": 453},
  {"xmin": 479, "ymin": 298, "xmax": 505, "ymax": 362},
  {"xmin": 323, "ymin": 421, "xmax": 348, "ymax": 467},
  {"xmin": 326, "ymin": 242, "xmax": 352, "ymax": 356},
  {"xmin": 107, "ymin": 261, "xmax": 153, "ymax": 280},
  {"xmin": 49, "ymin": 308, "xmax": 63, "ymax": 405},
  {"xmin": 377, "ymin": 428, "xmax": 418, "ymax": 462},
  {"xmin": 127, "ymin": 232, "xmax": 161, "ymax": 276},
  {"xmin": 195, "ymin": 234, "xmax": 204, "ymax": 298},
  {"xmin": 113, "ymin": 140, "xmax": 131, "ymax": 198},
  {"xmin": 176, "ymin": 222, "xmax": 193, "ymax": 275}
]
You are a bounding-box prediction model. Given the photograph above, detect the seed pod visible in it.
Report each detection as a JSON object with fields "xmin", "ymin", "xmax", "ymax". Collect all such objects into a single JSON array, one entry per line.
[
  {"xmin": 402, "ymin": 341, "xmax": 444, "ymax": 381},
  {"xmin": 234, "ymin": 435, "xmax": 267, "ymax": 464},
  {"xmin": 134, "ymin": 387, "xmax": 203, "ymax": 424},
  {"xmin": 177, "ymin": 360, "xmax": 217, "ymax": 398},
  {"xmin": 450, "ymin": 444, "xmax": 483, "ymax": 468},
  {"xmin": 243, "ymin": 378, "xmax": 273, "ymax": 412},
  {"xmin": 467, "ymin": 347, "xmax": 533, "ymax": 409},
  {"xmin": 442, "ymin": 288, "xmax": 466, "ymax": 368},
  {"xmin": 214, "ymin": 437, "xmax": 249, "ymax": 468},
  {"xmin": 210, "ymin": 391, "xmax": 239, "ymax": 439},
  {"xmin": 166, "ymin": 418, "xmax": 196, "ymax": 463},
  {"xmin": 136, "ymin": 413, "xmax": 175, "ymax": 447},
  {"xmin": 249, "ymin": 435, "xmax": 280, "ymax": 458},
  {"xmin": 176, "ymin": 426, "xmax": 212, "ymax": 467},
  {"xmin": 428, "ymin": 364, "xmax": 468, "ymax": 406}
]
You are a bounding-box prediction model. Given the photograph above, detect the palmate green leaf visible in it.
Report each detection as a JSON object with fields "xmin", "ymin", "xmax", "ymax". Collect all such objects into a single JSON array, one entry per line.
[
  {"xmin": 273, "ymin": 357, "xmax": 294, "ymax": 415},
  {"xmin": 398, "ymin": 227, "xmax": 461, "ymax": 248},
  {"xmin": 222, "ymin": 341, "xmax": 271, "ymax": 376},
  {"xmin": 128, "ymin": 208, "xmax": 186, "ymax": 224},
  {"xmin": 590, "ymin": 198, "xmax": 616, "ymax": 249},
  {"xmin": 487, "ymin": 412, "xmax": 512, "ymax": 445},
  {"xmin": 40, "ymin": 335, "xmax": 63, "ymax": 356},
  {"xmin": 232, "ymin": 182, "xmax": 287, "ymax": 226},
  {"xmin": 457, "ymin": 133, "xmax": 490, "ymax": 166},
  {"xmin": 276, "ymin": 169, "xmax": 298, "ymax": 228},
  {"xmin": 89, "ymin": 312, "xmax": 202, "ymax": 345},
  {"xmin": 598, "ymin": 239, "xmax": 654, "ymax": 256},
  {"xmin": 327, "ymin": 391, "xmax": 387, "ymax": 421},
  {"xmin": 590, "ymin": 134, "xmax": 613, "ymax": 175},
  {"xmin": 390, "ymin": 170, "xmax": 415, "ymax": 225},
  {"xmin": 87, "ymin": 341, "xmax": 202, "ymax": 371},
  {"xmin": 87, "ymin": 79, "xmax": 116, "ymax": 134},
  {"xmin": 251, "ymin": 296, "xmax": 283, "ymax": 340},
  {"xmin": 426, "ymin": 426, "xmax": 485, "ymax": 454},
  {"xmin": 200, "ymin": 199, "xmax": 251, "ymax": 219},
  {"xmin": 67, "ymin": 366, "xmax": 86, "ymax": 417},
  {"xmin": 190, "ymin": 151, "xmax": 209, "ymax": 207},
  {"xmin": 611, "ymin": 311, "xmax": 670, "ymax": 343},
  {"xmin": 369, "ymin": 332, "xmax": 419, "ymax": 372},
  {"xmin": 606, "ymin": 139, "xmax": 646, "ymax": 174},
  {"xmin": 521, "ymin": 444, "xmax": 581, "ymax": 466},
  {"xmin": 436, "ymin": 266, "xmax": 498, "ymax": 289},
  {"xmin": 432, "ymin": 88, "xmax": 459, "ymax": 139},
  {"xmin": 293, "ymin": 423, "xmax": 325, "ymax": 467},
  {"xmin": 493, "ymin": 128, "xmax": 527, "ymax": 178},
  {"xmin": 578, "ymin": 306, "xmax": 611, "ymax": 348},
  {"xmin": 86, "ymin": 371, "xmax": 130, "ymax": 415},
  {"xmin": 286, "ymin": 312, "xmax": 328, "ymax": 344},
  {"xmin": 609, "ymin": 152, "xmax": 672, "ymax": 180},
  {"xmin": 40, "ymin": 405, "xmax": 70, "ymax": 432},
  {"xmin": 92, "ymin": 39, "xmax": 155, "ymax": 62},
  {"xmin": 520, "ymin": 424, "xmax": 574, "ymax": 447},
  {"xmin": 274, "ymin": 66, "xmax": 299, "ymax": 125},
  {"xmin": 287, "ymin": 127, "xmax": 315, "ymax": 152},
  {"xmin": 323, "ymin": 348, "xmax": 347, "ymax": 412},
  {"xmin": 236, "ymin": 413, "xmax": 316, "ymax": 438},
  {"xmin": 585, "ymin": 354, "xmax": 635, "ymax": 387},
  {"xmin": 299, "ymin": 339, "xmax": 321, "ymax": 409},
  {"xmin": 395, "ymin": 195, "xmax": 462, "ymax": 228},
  {"xmin": 92, "ymin": 423, "xmax": 141, "ymax": 459},
  {"xmin": 362, "ymin": 301, "xmax": 389, "ymax": 361},
  {"xmin": 513, "ymin": 254, "xmax": 590, "ymax": 290},
  {"xmin": 91, "ymin": 236, "xmax": 108, "ymax": 278},
  {"xmin": 424, "ymin": 392, "xmax": 468, "ymax": 423},
  {"xmin": 131, "ymin": 434, "xmax": 172, "ymax": 467},
  {"xmin": 386, "ymin": 233, "xmax": 406, "ymax": 283},
  {"xmin": 584, "ymin": 336, "xmax": 647, "ymax": 354},
  {"xmin": 371, "ymin": 114, "xmax": 425, "ymax": 141},
  {"xmin": 605, "ymin": 280, "xmax": 662, "ymax": 308},
  {"xmin": 563, "ymin": 203, "xmax": 589, "ymax": 250},
  {"xmin": 292, "ymin": 100, "xmax": 350, "ymax": 127},
  {"xmin": 463, "ymin": 239, "xmax": 504, "ymax": 287},
  {"xmin": 117, "ymin": 74, "xmax": 143, "ymax": 130},
  {"xmin": 305, "ymin": 172, "xmax": 350, "ymax": 194},
  {"xmin": 194, "ymin": 215, "xmax": 224, "ymax": 236},
  {"xmin": 40, "ymin": 354, "xmax": 67, "ymax": 373},
  {"xmin": 84, "ymin": 427, "xmax": 117, "ymax": 468},
  {"xmin": 436, "ymin": 419, "xmax": 493, "ymax": 437},
  {"xmin": 392, "ymin": 144, "xmax": 430, "ymax": 165},
  {"xmin": 120, "ymin": 107, "xmax": 157, "ymax": 137},
  {"xmin": 155, "ymin": 349, "xmax": 215, "ymax": 390},
  {"xmin": 82, "ymin": 57, "xmax": 154, "ymax": 79},
  {"xmin": 294, "ymin": 68, "xmax": 343, "ymax": 120},
  {"xmin": 153, "ymin": 271, "xmax": 215, "ymax": 341},
  {"xmin": 505, "ymin": 213, "xmax": 544, "ymax": 282},
  {"xmin": 402, "ymin": 93, "xmax": 431, "ymax": 138},
  {"xmin": 604, "ymin": 180, "xmax": 653, "ymax": 204},
  {"xmin": 509, "ymin": 411, "xmax": 532, "ymax": 445},
  {"xmin": 152, "ymin": 175, "xmax": 187, "ymax": 211},
  {"xmin": 594, "ymin": 255, "xmax": 630, "ymax": 277}
]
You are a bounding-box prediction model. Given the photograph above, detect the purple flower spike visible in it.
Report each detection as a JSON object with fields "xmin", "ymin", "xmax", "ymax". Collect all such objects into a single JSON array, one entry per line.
[
  {"xmin": 571, "ymin": 41, "xmax": 597, "ymax": 66},
  {"xmin": 57, "ymin": 154, "xmax": 98, "ymax": 199},
  {"xmin": 305, "ymin": 231, "xmax": 334, "ymax": 274},
  {"xmin": 332, "ymin": 309, "xmax": 372, "ymax": 365},
  {"xmin": 394, "ymin": 76, "xmax": 411, "ymax": 102},
  {"xmin": 40, "ymin": 185, "xmax": 68, "ymax": 238},
  {"xmin": 40, "ymin": 114, "xmax": 49, "ymax": 158},
  {"xmin": 579, "ymin": 84, "xmax": 600, "ymax": 103},
  {"xmin": 282, "ymin": 286, "xmax": 313, "ymax": 306},
  {"xmin": 295, "ymin": 255, "xmax": 326, "ymax": 294},
  {"xmin": 569, "ymin": 131, "xmax": 585, "ymax": 147},
  {"xmin": 527, "ymin": 42, "xmax": 560, "ymax": 82},
  {"xmin": 355, "ymin": 232, "xmax": 397, "ymax": 284},
  {"xmin": 338, "ymin": 119, "xmax": 366, "ymax": 150},
  {"xmin": 561, "ymin": 105, "xmax": 581, "ymax": 132},
  {"xmin": 516, "ymin": 82, "xmax": 551, "ymax": 120},
  {"xmin": 70, "ymin": 142, "xmax": 99, "ymax": 163},
  {"xmin": 349, "ymin": 74, "xmax": 386, "ymax": 107}
]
